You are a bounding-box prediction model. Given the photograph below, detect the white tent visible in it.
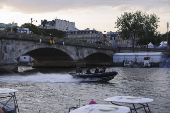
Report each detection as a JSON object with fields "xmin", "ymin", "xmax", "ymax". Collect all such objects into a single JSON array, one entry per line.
[
  {"xmin": 148, "ymin": 42, "xmax": 154, "ymax": 48},
  {"xmin": 159, "ymin": 41, "xmax": 167, "ymax": 47},
  {"xmin": 113, "ymin": 52, "xmax": 164, "ymax": 63}
]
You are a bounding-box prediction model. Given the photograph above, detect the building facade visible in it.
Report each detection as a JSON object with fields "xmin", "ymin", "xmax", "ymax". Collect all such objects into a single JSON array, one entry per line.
[
  {"xmin": 67, "ymin": 28, "xmax": 104, "ymax": 43},
  {"xmin": 0, "ymin": 22, "xmax": 17, "ymax": 31},
  {"xmin": 106, "ymin": 32, "xmax": 139, "ymax": 47},
  {"xmin": 40, "ymin": 19, "xmax": 76, "ymax": 31},
  {"xmin": 17, "ymin": 27, "xmax": 30, "ymax": 34}
]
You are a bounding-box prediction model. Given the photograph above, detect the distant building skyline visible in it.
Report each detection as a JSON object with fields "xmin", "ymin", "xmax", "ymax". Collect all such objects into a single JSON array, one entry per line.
[
  {"xmin": 40, "ymin": 19, "xmax": 76, "ymax": 31},
  {"xmin": 0, "ymin": 0, "xmax": 169, "ymax": 33}
]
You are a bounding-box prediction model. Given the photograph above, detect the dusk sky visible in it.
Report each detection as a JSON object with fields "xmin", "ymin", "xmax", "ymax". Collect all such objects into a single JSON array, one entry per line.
[{"xmin": 0, "ymin": 0, "xmax": 169, "ymax": 33}]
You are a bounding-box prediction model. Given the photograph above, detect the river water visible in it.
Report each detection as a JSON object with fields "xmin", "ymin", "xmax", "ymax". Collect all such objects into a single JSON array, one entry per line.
[{"xmin": 0, "ymin": 67, "xmax": 170, "ymax": 113}]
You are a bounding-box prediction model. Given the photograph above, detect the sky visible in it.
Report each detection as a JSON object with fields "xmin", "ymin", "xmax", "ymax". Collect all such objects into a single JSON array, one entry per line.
[{"xmin": 0, "ymin": 0, "xmax": 170, "ymax": 34}]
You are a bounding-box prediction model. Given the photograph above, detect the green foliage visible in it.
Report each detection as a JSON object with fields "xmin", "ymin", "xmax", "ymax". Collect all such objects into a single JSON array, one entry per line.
[
  {"xmin": 21, "ymin": 23, "xmax": 66, "ymax": 38},
  {"xmin": 6, "ymin": 27, "xmax": 11, "ymax": 32},
  {"xmin": 12, "ymin": 26, "xmax": 17, "ymax": 33},
  {"xmin": 137, "ymin": 32, "xmax": 161, "ymax": 46},
  {"xmin": 41, "ymin": 29, "xmax": 66, "ymax": 38},
  {"xmin": 115, "ymin": 11, "xmax": 160, "ymax": 45},
  {"xmin": 161, "ymin": 31, "xmax": 170, "ymax": 40},
  {"xmin": 161, "ymin": 31, "xmax": 170, "ymax": 45},
  {"xmin": 95, "ymin": 41, "xmax": 102, "ymax": 44}
]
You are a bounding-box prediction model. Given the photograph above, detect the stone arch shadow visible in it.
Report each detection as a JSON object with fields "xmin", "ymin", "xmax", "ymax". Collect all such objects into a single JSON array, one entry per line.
[{"xmin": 83, "ymin": 52, "xmax": 113, "ymax": 66}]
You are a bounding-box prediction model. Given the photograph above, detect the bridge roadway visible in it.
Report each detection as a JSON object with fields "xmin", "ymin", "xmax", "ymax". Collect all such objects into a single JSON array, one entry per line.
[
  {"xmin": 0, "ymin": 34, "xmax": 169, "ymax": 52},
  {"xmin": 0, "ymin": 34, "xmax": 169, "ymax": 72}
]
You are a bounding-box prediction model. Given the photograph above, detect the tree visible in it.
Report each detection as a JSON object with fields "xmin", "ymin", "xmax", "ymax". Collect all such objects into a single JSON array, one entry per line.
[
  {"xmin": 21, "ymin": 23, "xmax": 38, "ymax": 34},
  {"xmin": 21, "ymin": 23, "xmax": 66, "ymax": 38},
  {"xmin": 161, "ymin": 31, "xmax": 170, "ymax": 44},
  {"xmin": 115, "ymin": 11, "xmax": 160, "ymax": 48},
  {"xmin": 12, "ymin": 26, "xmax": 17, "ymax": 33},
  {"xmin": 137, "ymin": 32, "xmax": 161, "ymax": 46}
]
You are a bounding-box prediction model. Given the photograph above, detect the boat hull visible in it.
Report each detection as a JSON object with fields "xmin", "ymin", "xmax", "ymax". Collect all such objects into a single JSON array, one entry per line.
[{"xmin": 70, "ymin": 71, "xmax": 118, "ymax": 82}]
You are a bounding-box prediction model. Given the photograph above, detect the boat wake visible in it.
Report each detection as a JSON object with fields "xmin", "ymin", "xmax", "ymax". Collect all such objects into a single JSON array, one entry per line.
[{"xmin": 0, "ymin": 72, "xmax": 82, "ymax": 83}]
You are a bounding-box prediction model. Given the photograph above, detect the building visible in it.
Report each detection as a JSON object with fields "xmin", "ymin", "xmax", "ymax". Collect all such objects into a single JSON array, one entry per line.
[
  {"xmin": 106, "ymin": 31, "xmax": 140, "ymax": 47},
  {"xmin": 40, "ymin": 19, "xmax": 76, "ymax": 31},
  {"xmin": 17, "ymin": 27, "xmax": 30, "ymax": 34},
  {"xmin": 67, "ymin": 28, "xmax": 104, "ymax": 43},
  {"xmin": 0, "ymin": 22, "xmax": 17, "ymax": 31},
  {"xmin": 106, "ymin": 32, "xmax": 119, "ymax": 46}
]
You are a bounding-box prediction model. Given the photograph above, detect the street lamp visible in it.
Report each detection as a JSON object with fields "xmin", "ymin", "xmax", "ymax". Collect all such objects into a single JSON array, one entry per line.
[
  {"xmin": 30, "ymin": 18, "xmax": 37, "ymax": 35},
  {"xmin": 104, "ymin": 31, "xmax": 106, "ymax": 44},
  {"xmin": 90, "ymin": 31, "xmax": 92, "ymax": 43},
  {"xmin": 141, "ymin": 24, "xmax": 148, "ymax": 51},
  {"xmin": 167, "ymin": 22, "xmax": 169, "ymax": 48},
  {"xmin": 66, "ymin": 26, "xmax": 68, "ymax": 38}
]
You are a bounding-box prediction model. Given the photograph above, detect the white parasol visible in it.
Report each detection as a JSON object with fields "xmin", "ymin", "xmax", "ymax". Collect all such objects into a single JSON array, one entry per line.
[
  {"xmin": 69, "ymin": 104, "xmax": 130, "ymax": 113},
  {"xmin": 104, "ymin": 96, "xmax": 153, "ymax": 104},
  {"xmin": 0, "ymin": 88, "xmax": 18, "ymax": 94}
]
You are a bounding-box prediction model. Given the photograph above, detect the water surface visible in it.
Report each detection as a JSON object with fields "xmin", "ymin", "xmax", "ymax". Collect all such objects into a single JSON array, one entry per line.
[{"xmin": 0, "ymin": 67, "xmax": 170, "ymax": 113}]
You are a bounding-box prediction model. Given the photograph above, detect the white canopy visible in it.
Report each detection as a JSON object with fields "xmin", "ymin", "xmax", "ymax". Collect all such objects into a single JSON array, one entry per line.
[
  {"xmin": 113, "ymin": 52, "xmax": 163, "ymax": 63},
  {"xmin": 0, "ymin": 88, "xmax": 18, "ymax": 94},
  {"xmin": 104, "ymin": 96, "xmax": 153, "ymax": 104},
  {"xmin": 159, "ymin": 41, "xmax": 167, "ymax": 46},
  {"xmin": 70, "ymin": 104, "xmax": 130, "ymax": 113},
  {"xmin": 113, "ymin": 52, "xmax": 163, "ymax": 56},
  {"xmin": 148, "ymin": 42, "xmax": 154, "ymax": 48}
]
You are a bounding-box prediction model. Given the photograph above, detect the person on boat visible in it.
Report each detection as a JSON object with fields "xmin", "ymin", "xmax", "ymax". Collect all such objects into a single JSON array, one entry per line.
[
  {"xmin": 102, "ymin": 66, "xmax": 106, "ymax": 72},
  {"xmin": 79, "ymin": 68, "xmax": 82, "ymax": 73},
  {"xmin": 76, "ymin": 67, "xmax": 80, "ymax": 73},
  {"xmin": 76, "ymin": 67, "xmax": 82, "ymax": 73},
  {"xmin": 86, "ymin": 68, "xmax": 91, "ymax": 74},
  {"xmin": 99, "ymin": 66, "xmax": 106, "ymax": 73},
  {"xmin": 95, "ymin": 67, "xmax": 99, "ymax": 73}
]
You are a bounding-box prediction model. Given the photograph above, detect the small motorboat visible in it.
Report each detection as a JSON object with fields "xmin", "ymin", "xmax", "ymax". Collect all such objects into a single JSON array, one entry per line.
[
  {"xmin": 0, "ymin": 88, "xmax": 19, "ymax": 113},
  {"xmin": 70, "ymin": 71, "xmax": 118, "ymax": 82}
]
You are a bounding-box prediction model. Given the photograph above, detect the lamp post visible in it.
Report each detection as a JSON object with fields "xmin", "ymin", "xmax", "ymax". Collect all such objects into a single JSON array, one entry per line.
[
  {"xmin": 142, "ymin": 24, "xmax": 148, "ymax": 52},
  {"xmin": 104, "ymin": 31, "xmax": 106, "ymax": 44},
  {"xmin": 167, "ymin": 22, "xmax": 169, "ymax": 49},
  {"xmin": 30, "ymin": 18, "xmax": 37, "ymax": 35},
  {"xmin": 66, "ymin": 26, "xmax": 68, "ymax": 38},
  {"xmin": 90, "ymin": 31, "xmax": 92, "ymax": 43}
]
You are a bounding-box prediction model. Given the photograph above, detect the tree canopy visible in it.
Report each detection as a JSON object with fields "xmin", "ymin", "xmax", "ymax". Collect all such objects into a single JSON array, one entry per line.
[
  {"xmin": 115, "ymin": 11, "xmax": 160, "ymax": 46},
  {"xmin": 21, "ymin": 23, "xmax": 66, "ymax": 38},
  {"xmin": 161, "ymin": 31, "xmax": 170, "ymax": 44}
]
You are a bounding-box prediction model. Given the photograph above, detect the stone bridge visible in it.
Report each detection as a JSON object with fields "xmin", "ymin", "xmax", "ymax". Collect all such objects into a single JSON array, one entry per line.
[
  {"xmin": 0, "ymin": 34, "xmax": 115, "ymax": 71},
  {"xmin": 1, "ymin": 33, "xmax": 169, "ymax": 72}
]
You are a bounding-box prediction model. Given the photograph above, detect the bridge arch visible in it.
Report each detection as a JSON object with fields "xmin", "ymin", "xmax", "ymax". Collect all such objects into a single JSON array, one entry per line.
[
  {"xmin": 24, "ymin": 48, "xmax": 74, "ymax": 62},
  {"xmin": 14, "ymin": 43, "xmax": 77, "ymax": 61},
  {"xmin": 81, "ymin": 48, "xmax": 114, "ymax": 59},
  {"xmin": 83, "ymin": 50, "xmax": 113, "ymax": 65},
  {"xmin": 84, "ymin": 52, "xmax": 112, "ymax": 61}
]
